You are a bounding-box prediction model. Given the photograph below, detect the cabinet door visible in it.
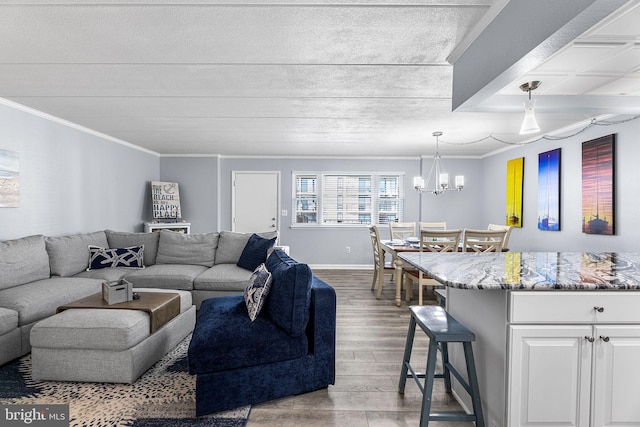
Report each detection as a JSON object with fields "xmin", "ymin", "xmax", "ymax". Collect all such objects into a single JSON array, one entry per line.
[
  {"xmin": 592, "ymin": 325, "xmax": 640, "ymax": 427},
  {"xmin": 508, "ymin": 325, "xmax": 592, "ymax": 427}
]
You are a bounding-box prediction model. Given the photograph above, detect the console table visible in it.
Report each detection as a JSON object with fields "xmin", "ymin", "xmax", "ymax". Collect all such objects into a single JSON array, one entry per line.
[
  {"xmin": 399, "ymin": 251, "xmax": 640, "ymax": 427},
  {"xmin": 144, "ymin": 221, "xmax": 191, "ymax": 234}
]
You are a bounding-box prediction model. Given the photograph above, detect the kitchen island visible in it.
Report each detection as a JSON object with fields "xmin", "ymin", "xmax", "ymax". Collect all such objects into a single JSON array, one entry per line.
[{"xmin": 399, "ymin": 251, "xmax": 640, "ymax": 427}]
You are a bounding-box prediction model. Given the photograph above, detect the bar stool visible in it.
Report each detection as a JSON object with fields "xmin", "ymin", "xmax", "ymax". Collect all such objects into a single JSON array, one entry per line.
[{"xmin": 399, "ymin": 305, "xmax": 485, "ymax": 427}]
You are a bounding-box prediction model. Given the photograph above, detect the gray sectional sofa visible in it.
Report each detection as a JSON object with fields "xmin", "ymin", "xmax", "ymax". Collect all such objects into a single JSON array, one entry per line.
[{"xmin": 0, "ymin": 229, "xmax": 278, "ymax": 367}]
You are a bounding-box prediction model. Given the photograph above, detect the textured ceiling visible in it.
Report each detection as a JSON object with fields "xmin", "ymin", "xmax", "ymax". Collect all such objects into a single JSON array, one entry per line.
[{"xmin": 0, "ymin": 0, "xmax": 638, "ymax": 157}]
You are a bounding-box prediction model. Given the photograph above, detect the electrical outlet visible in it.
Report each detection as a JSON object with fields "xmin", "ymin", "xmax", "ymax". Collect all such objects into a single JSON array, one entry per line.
[
  {"xmin": 345, "ymin": 246, "xmax": 351, "ymax": 254},
  {"xmin": 281, "ymin": 210, "xmax": 288, "ymax": 216}
]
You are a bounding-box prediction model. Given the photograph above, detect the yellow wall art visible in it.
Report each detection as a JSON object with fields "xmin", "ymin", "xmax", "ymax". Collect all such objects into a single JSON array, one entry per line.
[{"xmin": 506, "ymin": 157, "xmax": 524, "ymax": 227}]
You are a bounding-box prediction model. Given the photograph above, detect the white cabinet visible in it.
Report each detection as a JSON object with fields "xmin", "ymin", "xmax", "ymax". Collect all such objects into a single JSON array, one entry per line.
[
  {"xmin": 509, "ymin": 325, "xmax": 593, "ymax": 427},
  {"xmin": 591, "ymin": 325, "xmax": 640, "ymax": 427},
  {"xmin": 507, "ymin": 292, "xmax": 640, "ymax": 427}
]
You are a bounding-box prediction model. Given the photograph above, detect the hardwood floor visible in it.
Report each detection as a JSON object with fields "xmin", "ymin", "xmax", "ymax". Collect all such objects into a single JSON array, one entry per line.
[{"xmin": 247, "ymin": 270, "xmax": 475, "ymax": 427}]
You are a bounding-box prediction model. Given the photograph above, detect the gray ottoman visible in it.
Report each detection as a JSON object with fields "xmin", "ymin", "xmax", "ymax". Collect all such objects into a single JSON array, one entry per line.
[{"xmin": 30, "ymin": 289, "xmax": 196, "ymax": 383}]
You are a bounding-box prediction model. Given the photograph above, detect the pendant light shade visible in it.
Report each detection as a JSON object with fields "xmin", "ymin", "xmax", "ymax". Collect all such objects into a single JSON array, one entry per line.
[
  {"xmin": 519, "ymin": 81, "xmax": 541, "ymax": 135},
  {"xmin": 519, "ymin": 99, "xmax": 540, "ymax": 134}
]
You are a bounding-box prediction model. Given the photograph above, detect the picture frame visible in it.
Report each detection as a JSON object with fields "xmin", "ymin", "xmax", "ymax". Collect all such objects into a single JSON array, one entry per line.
[
  {"xmin": 506, "ymin": 157, "xmax": 524, "ymax": 228},
  {"xmin": 582, "ymin": 134, "xmax": 615, "ymax": 235},
  {"xmin": 537, "ymin": 148, "xmax": 561, "ymax": 231}
]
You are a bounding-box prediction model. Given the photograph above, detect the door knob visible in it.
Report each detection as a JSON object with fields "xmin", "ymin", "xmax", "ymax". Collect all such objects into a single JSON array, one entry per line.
[
  {"xmin": 594, "ymin": 306, "xmax": 605, "ymax": 313},
  {"xmin": 600, "ymin": 336, "xmax": 610, "ymax": 342},
  {"xmin": 584, "ymin": 336, "xmax": 595, "ymax": 342}
]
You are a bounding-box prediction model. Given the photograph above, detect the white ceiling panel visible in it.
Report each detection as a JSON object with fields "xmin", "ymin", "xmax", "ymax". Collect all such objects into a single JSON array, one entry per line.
[
  {"xmin": 0, "ymin": 0, "xmax": 638, "ymax": 157},
  {"xmin": 586, "ymin": 44, "xmax": 640, "ymax": 73}
]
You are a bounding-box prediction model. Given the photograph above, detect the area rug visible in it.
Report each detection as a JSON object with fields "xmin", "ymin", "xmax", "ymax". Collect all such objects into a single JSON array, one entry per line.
[{"xmin": 0, "ymin": 335, "xmax": 250, "ymax": 427}]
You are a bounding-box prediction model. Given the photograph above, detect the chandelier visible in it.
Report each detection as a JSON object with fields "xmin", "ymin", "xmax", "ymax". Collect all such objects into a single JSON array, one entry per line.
[{"xmin": 413, "ymin": 131, "xmax": 464, "ymax": 195}]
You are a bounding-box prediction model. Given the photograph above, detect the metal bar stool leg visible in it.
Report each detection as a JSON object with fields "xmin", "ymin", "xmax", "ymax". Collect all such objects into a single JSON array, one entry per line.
[{"xmin": 399, "ymin": 316, "xmax": 417, "ymax": 393}]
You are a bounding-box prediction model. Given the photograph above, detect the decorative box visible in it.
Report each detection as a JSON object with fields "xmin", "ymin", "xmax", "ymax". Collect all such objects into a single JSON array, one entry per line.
[{"xmin": 102, "ymin": 279, "xmax": 133, "ymax": 305}]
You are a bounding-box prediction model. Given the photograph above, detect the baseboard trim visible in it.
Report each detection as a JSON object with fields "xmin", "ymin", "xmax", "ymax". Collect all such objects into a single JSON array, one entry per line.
[{"xmin": 308, "ymin": 264, "xmax": 372, "ymax": 270}]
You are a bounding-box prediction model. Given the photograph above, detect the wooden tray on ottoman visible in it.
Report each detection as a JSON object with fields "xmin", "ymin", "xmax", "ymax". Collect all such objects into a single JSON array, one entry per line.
[{"xmin": 57, "ymin": 291, "xmax": 180, "ymax": 333}]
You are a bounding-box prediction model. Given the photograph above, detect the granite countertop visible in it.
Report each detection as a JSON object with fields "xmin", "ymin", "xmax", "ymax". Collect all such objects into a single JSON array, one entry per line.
[{"xmin": 398, "ymin": 252, "xmax": 640, "ymax": 290}]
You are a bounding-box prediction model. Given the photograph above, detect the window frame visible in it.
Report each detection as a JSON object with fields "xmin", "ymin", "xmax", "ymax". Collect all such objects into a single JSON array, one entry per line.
[{"xmin": 292, "ymin": 171, "xmax": 405, "ymax": 227}]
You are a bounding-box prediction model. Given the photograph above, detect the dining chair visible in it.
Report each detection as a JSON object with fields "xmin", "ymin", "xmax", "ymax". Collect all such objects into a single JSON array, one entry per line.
[
  {"xmin": 487, "ymin": 223, "xmax": 513, "ymax": 250},
  {"xmin": 369, "ymin": 225, "xmax": 396, "ymax": 299},
  {"xmin": 405, "ymin": 229, "xmax": 462, "ymax": 305},
  {"xmin": 463, "ymin": 229, "xmax": 506, "ymax": 253},
  {"xmin": 419, "ymin": 221, "xmax": 447, "ymax": 231},
  {"xmin": 389, "ymin": 222, "xmax": 417, "ymax": 241}
]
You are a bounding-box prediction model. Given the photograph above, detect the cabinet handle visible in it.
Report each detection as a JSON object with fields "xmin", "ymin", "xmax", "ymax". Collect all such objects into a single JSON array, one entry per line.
[
  {"xmin": 600, "ymin": 336, "xmax": 610, "ymax": 342},
  {"xmin": 594, "ymin": 306, "xmax": 605, "ymax": 313},
  {"xmin": 585, "ymin": 336, "xmax": 595, "ymax": 342}
]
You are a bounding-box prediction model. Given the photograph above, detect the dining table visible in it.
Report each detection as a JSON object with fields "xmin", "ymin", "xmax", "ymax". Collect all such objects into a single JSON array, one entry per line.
[
  {"xmin": 380, "ymin": 239, "xmax": 419, "ymax": 306},
  {"xmin": 380, "ymin": 237, "xmax": 508, "ymax": 306}
]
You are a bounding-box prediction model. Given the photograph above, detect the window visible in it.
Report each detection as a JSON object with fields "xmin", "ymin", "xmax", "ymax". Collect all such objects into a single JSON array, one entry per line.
[{"xmin": 293, "ymin": 172, "xmax": 404, "ymax": 226}]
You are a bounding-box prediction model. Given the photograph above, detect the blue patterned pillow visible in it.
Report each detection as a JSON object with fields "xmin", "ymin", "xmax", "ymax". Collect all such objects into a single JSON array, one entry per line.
[
  {"xmin": 243, "ymin": 263, "xmax": 273, "ymax": 321},
  {"xmin": 87, "ymin": 245, "xmax": 145, "ymax": 270},
  {"xmin": 237, "ymin": 233, "xmax": 277, "ymax": 271}
]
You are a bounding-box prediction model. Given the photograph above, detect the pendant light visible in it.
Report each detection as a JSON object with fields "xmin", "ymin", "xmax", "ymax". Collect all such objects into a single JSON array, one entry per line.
[{"xmin": 519, "ymin": 81, "xmax": 541, "ymax": 135}]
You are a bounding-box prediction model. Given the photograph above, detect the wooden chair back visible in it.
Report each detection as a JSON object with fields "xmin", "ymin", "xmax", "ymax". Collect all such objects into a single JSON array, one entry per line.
[
  {"xmin": 419, "ymin": 221, "xmax": 447, "ymax": 231},
  {"xmin": 389, "ymin": 222, "xmax": 416, "ymax": 241},
  {"xmin": 419, "ymin": 229, "xmax": 462, "ymax": 253},
  {"xmin": 487, "ymin": 223, "xmax": 513, "ymax": 250},
  {"xmin": 463, "ymin": 229, "xmax": 506, "ymax": 253}
]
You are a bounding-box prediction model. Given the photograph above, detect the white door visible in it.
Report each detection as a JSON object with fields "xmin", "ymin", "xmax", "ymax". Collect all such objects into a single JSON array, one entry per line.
[
  {"xmin": 592, "ymin": 325, "xmax": 640, "ymax": 427},
  {"xmin": 232, "ymin": 171, "xmax": 279, "ymax": 233},
  {"xmin": 508, "ymin": 325, "xmax": 592, "ymax": 427}
]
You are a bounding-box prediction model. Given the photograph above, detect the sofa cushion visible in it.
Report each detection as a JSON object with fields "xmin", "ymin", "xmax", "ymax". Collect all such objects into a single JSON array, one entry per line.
[
  {"xmin": 156, "ymin": 231, "xmax": 218, "ymax": 267},
  {"xmin": 188, "ymin": 296, "xmax": 307, "ymax": 374},
  {"xmin": 0, "ymin": 277, "xmax": 102, "ymax": 325},
  {"xmin": 45, "ymin": 231, "xmax": 108, "ymax": 277},
  {"xmin": 124, "ymin": 264, "xmax": 207, "ymax": 290},
  {"xmin": 87, "ymin": 245, "xmax": 145, "ymax": 270},
  {"xmin": 215, "ymin": 231, "xmax": 277, "ymax": 265},
  {"xmin": 193, "ymin": 264, "xmax": 254, "ymax": 291},
  {"xmin": 237, "ymin": 234, "xmax": 277, "ymax": 271},
  {"xmin": 74, "ymin": 267, "xmax": 129, "ymax": 282},
  {"xmin": 0, "ymin": 235, "xmax": 50, "ymax": 291},
  {"xmin": 0, "ymin": 307, "xmax": 18, "ymax": 335},
  {"xmin": 244, "ymin": 263, "xmax": 272, "ymax": 321},
  {"xmin": 105, "ymin": 230, "xmax": 160, "ymax": 266},
  {"xmin": 264, "ymin": 249, "xmax": 312, "ymax": 337},
  {"xmin": 30, "ymin": 309, "xmax": 150, "ymax": 351}
]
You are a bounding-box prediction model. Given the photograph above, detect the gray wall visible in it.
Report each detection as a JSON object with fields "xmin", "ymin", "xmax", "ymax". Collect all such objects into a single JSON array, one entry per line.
[
  {"xmin": 481, "ymin": 117, "xmax": 640, "ymax": 252},
  {"xmin": 220, "ymin": 157, "xmax": 421, "ymax": 266},
  {"xmin": 158, "ymin": 155, "xmax": 482, "ymax": 266},
  {"xmin": 160, "ymin": 156, "xmax": 220, "ymax": 232},
  {"xmin": 0, "ymin": 103, "xmax": 159, "ymax": 240},
  {"xmin": 4, "ymin": 95, "xmax": 640, "ymax": 263}
]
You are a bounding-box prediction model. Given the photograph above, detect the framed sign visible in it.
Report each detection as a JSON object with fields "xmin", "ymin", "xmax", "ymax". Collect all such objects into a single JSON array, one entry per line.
[{"xmin": 151, "ymin": 181, "xmax": 181, "ymax": 219}]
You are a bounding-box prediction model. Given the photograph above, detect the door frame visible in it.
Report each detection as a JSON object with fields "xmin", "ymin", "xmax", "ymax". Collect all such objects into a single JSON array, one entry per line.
[{"xmin": 231, "ymin": 171, "xmax": 281, "ymax": 232}]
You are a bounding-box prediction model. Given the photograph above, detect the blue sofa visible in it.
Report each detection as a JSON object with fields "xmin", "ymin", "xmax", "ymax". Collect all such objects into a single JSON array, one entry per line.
[{"xmin": 188, "ymin": 249, "xmax": 336, "ymax": 416}]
